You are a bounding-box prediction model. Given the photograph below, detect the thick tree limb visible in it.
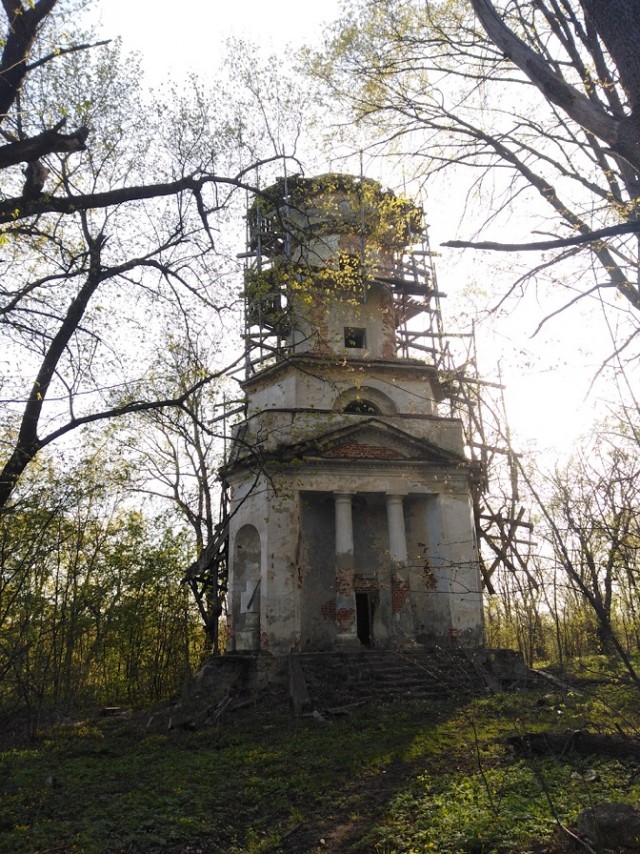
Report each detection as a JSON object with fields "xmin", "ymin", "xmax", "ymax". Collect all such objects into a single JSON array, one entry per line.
[
  {"xmin": 0, "ymin": 173, "xmax": 253, "ymax": 223},
  {"xmin": 0, "ymin": 0, "xmax": 58, "ymax": 121},
  {"xmin": 0, "ymin": 158, "xmax": 286, "ymax": 223},
  {"xmin": 0, "ymin": 247, "xmax": 244, "ymax": 514},
  {"xmin": 0, "ymin": 122, "xmax": 89, "ymax": 169},
  {"xmin": 580, "ymin": 0, "xmax": 640, "ymax": 114},
  {"xmin": 444, "ymin": 226, "xmax": 640, "ymax": 312},
  {"xmin": 436, "ymin": 107, "xmax": 640, "ymax": 311},
  {"xmin": 470, "ymin": 0, "xmax": 640, "ymax": 172},
  {"xmin": 0, "ymin": 229, "xmax": 106, "ymax": 509},
  {"xmin": 443, "ymin": 219, "xmax": 640, "ymax": 251}
]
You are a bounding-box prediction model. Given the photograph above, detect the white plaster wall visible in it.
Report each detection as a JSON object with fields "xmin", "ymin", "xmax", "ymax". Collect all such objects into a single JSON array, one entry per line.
[
  {"xmin": 234, "ymin": 410, "xmax": 466, "ymax": 458},
  {"xmin": 226, "ymin": 474, "xmax": 268, "ymax": 653},
  {"xmin": 245, "ymin": 359, "xmax": 439, "ymax": 416},
  {"xmin": 231, "ymin": 524, "xmax": 261, "ymax": 652},
  {"xmin": 424, "ymin": 494, "xmax": 484, "ymax": 646},
  {"xmin": 262, "ymin": 475, "xmax": 302, "ymax": 654},
  {"xmin": 313, "ymin": 287, "xmax": 394, "ymax": 360},
  {"xmin": 405, "ymin": 496, "xmax": 440, "ymax": 643},
  {"xmin": 299, "ymin": 494, "xmax": 336, "ymax": 650},
  {"xmin": 232, "ymin": 464, "xmax": 473, "ymax": 502},
  {"xmin": 435, "ymin": 494, "xmax": 484, "ymax": 645},
  {"xmin": 245, "ymin": 372, "xmax": 296, "ymax": 414},
  {"xmin": 291, "ymin": 233, "xmax": 339, "ymax": 268},
  {"xmin": 228, "ymin": 471, "xmax": 303, "ymax": 655}
]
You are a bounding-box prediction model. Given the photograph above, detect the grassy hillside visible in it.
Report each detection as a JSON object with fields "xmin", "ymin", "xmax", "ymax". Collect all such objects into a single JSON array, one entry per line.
[{"xmin": 1, "ymin": 671, "xmax": 639, "ymax": 853}]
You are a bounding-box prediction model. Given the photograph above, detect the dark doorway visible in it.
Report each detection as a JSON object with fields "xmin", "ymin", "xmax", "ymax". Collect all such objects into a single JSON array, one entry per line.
[{"xmin": 356, "ymin": 593, "xmax": 373, "ymax": 646}]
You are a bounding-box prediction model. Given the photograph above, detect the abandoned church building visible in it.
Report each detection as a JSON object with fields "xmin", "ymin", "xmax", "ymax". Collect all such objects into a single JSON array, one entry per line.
[{"xmin": 222, "ymin": 174, "xmax": 485, "ymax": 656}]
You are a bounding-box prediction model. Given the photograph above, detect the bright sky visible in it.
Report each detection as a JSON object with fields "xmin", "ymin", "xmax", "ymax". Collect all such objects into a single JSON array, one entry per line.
[
  {"xmin": 86, "ymin": 0, "xmax": 608, "ymax": 459},
  {"xmin": 91, "ymin": 0, "xmax": 342, "ymax": 84}
]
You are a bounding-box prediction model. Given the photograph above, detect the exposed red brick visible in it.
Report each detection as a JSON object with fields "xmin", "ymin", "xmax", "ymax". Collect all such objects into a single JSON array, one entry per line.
[
  {"xmin": 391, "ymin": 576, "xmax": 409, "ymax": 614},
  {"xmin": 354, "ymin": 575, "xmax": 378, "ymax": 593},
  {"xmin": 323, "ymin": 442, "xmax": 406, "ymax": 459},
  {"xmin": 336, "ymin": 567, "xmax": 353, "ymax": 595},
  {"xmin": 321, "ymin": 599, "xmax": 336, "ymax": 621},
  {"xmin": 309, "ymin": 294, "xmax": 331, "ymax": 355},
  {"xmin": 336, "ymin": 607, "xmax": 356, "ymax": 632},
  {"xmin": 423, "ymin": 567, "xmax": 437, "ymax": 590},
  {"xmin": 381, "ymin": 295, "xmax": 397, "ymax": 359}
]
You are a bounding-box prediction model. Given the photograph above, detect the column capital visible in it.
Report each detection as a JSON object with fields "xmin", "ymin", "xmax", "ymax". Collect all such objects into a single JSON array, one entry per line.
[{"xmin": 386, "ymin": 493, "xmax": 404, "ymax": 505}]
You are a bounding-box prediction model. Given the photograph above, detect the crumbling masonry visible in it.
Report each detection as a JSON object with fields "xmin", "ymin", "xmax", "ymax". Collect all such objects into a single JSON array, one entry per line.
[{"xmin": 223, "ymin": 174, "xmax": 484, "ymax": 655}]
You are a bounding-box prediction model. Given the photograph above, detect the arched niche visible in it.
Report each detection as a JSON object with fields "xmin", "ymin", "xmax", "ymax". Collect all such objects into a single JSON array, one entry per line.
[
  {"xmin": 334, "ymin": 386, "xmax": 397, "ymax": 415},
  {"xmin": 231, "ymin": 524, "xmax": 261, "ymax": 652}
]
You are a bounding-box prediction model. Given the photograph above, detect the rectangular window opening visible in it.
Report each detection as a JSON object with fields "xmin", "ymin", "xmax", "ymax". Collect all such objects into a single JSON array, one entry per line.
[{"xmin": 344, "ymin": 327, "xmax": 366, "ymax": 349}]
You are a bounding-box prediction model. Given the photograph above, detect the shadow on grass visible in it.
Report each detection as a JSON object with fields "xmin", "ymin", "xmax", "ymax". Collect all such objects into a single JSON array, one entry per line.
[
  {"xmin": 0, "ymin": 694, "xmax": 470, "ymax": 853},
  {"xmin": 2, "ymin": 683, "xmax": 640, "ymax": 853}
]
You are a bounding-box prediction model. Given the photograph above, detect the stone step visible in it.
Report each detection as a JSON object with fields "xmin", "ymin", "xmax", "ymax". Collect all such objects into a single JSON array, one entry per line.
[{"xmin": 294, "ymin": 649, "xmax": 491, "ymax": 709}]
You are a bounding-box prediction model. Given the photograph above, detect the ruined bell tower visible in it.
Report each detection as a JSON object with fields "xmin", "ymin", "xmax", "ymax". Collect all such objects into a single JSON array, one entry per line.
[{"xmin": 222, "ymin": 174, "xmax": 484, "ymax": 655}]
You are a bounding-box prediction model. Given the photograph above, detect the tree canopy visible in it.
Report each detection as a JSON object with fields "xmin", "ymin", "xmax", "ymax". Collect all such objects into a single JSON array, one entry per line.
[
  {"xmin": 316, "ymin": 0, "xmax": 640, "ymax": 326},
  {"xmin": 0, "ymin": 0, "xmax": 264, "ymax": 512}
]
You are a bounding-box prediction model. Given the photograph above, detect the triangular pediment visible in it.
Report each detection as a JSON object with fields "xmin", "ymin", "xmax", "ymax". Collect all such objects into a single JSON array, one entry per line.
[{"xmin": 279, "ymin": 419, "xmax": 466, "ymax": 465}]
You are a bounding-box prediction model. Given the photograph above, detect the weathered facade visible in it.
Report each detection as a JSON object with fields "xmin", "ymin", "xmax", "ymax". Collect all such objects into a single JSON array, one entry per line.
[{"xmin": 223, "ymin": 175, "xmax": 484, "ymax": 655}]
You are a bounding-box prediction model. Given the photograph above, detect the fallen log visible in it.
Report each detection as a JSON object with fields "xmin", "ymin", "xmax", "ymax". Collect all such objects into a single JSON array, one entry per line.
[{"xmin": 509, "ymin": 730, "xmax": 640, "ymax": 760}]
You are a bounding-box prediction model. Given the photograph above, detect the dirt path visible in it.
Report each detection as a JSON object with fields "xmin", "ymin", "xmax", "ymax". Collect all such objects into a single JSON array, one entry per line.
[{"xmin": 275, "ymin": 756, "xmax": 419, "ymax": 854}]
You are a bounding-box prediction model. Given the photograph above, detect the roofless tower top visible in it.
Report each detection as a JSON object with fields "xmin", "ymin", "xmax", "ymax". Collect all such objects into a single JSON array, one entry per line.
[{"xmin": 243, "ymin": 173, "xmax": 443, "ymax": 374}]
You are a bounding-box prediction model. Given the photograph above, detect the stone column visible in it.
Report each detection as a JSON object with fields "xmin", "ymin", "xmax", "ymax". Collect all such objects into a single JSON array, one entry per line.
[
  {"xmin": 386, "ymin": 494, "xmax": 414, "ymax": 642},
  {"xmin": 387, "ymin": 495, "xmax": 408, "ymax": 564},
  {"xmin": 334, "ymin": 492, "xmax": 359, "ymax": 647}
]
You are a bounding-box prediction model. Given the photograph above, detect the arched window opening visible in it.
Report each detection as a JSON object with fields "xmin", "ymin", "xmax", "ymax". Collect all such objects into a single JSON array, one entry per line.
[
  {"xmin": 334, "ymin": 386, "xmax": 396, "ymax": 415},
  {"xmin": 344, "ymin": 399, "xmax": 380, "ymax": 415},
  {"xmin": 231, "ymin": 524, "xmax": 261, "ymax": 652}
]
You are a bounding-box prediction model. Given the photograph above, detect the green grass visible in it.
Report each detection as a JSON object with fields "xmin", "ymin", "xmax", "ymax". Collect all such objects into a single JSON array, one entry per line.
[{"xmin": 1, "ymin": 683, "xmax": 640, "ymax": 853}]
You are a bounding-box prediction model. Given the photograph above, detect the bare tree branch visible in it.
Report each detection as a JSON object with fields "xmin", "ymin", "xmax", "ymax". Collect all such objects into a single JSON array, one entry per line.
[
  {"xmin": 470, "ymin": 0, "xmax": 640, "ymax": 172},
  {"xmin": 0, "ymin": 156, "xmax": 284, "ymax": 223},
  {"xmin": 26, "ymin": 38, "xmax": 110, "ymax": 72},
  {"xmin": 443, "ymin": 220, "xmax": 640, "ymax": 252}
]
